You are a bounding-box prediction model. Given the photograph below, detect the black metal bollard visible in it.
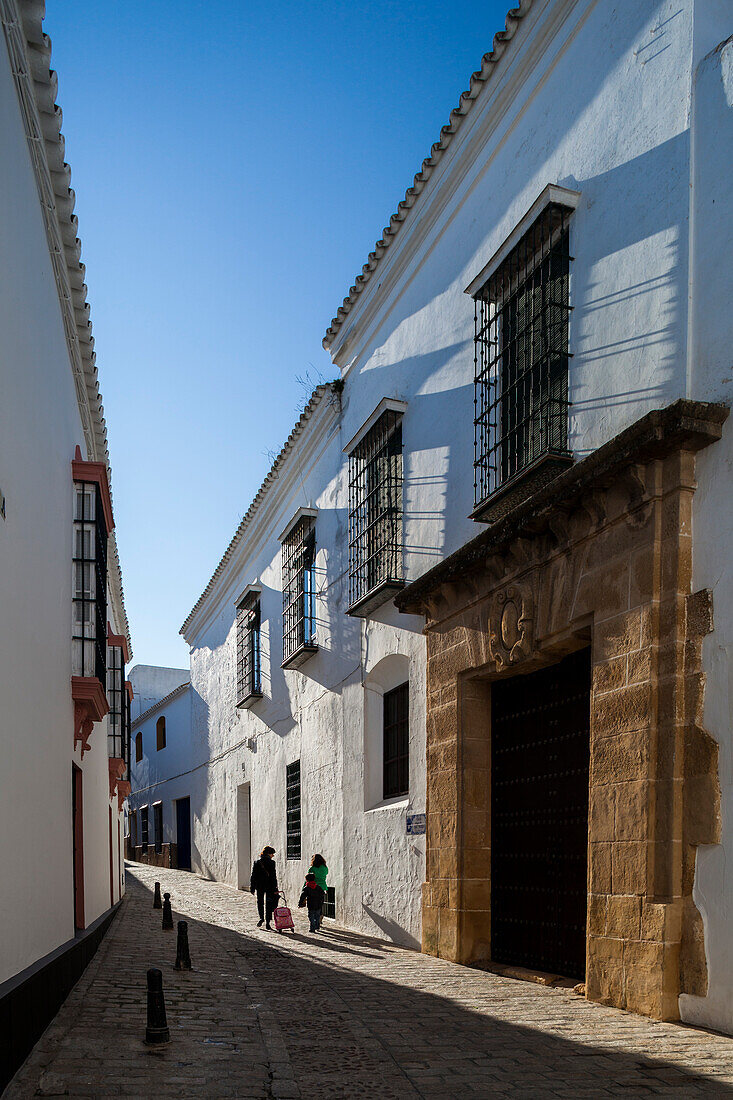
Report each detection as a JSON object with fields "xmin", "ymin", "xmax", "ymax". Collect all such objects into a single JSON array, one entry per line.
[
  {"xmin": 174, "ymin": 920, "xmax": 192, "ymax": 971},
  {"xmin": 161, "ymin": 892, "xmax": 174, "ymax": 931},
  {"xmin": 145, "ymin": 968, "xmax": 170, "ymax": 1045},
  {"xmin": 153, "ymin": 881, "xmax": 162, "ymax": 909}
]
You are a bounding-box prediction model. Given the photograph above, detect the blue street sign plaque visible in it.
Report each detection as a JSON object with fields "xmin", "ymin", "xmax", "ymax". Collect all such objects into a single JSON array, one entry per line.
[{"xmin": 406, "ymin": 813, "xmax": 426, "ymax": 835}]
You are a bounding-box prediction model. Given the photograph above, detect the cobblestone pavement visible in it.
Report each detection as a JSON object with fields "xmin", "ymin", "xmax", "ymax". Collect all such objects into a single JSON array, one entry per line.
[{"xmin": 7, "ymin": 863, "xmax": 733, "ymax": 1099}]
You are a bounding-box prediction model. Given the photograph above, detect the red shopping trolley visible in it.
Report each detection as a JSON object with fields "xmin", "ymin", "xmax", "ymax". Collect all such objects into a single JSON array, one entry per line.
[{"xmin": 273, "ymin": 894, "xmax": 295, "ymax": 933}]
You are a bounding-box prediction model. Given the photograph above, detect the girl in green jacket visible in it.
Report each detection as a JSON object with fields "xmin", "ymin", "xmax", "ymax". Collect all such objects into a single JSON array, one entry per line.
[{"xmin": 305, "ymin": 853, "xmax": 328, "ymax": 926}]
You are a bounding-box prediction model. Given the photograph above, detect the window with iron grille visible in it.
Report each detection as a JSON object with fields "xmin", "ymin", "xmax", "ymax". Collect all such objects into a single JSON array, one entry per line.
[
  {"xmin": 286, "ymin": 760, "xmax": 301, "ymax": 860},
  {"xmin": 236, "ymin": 593, "xmax": 262, "ymax": 705},
  {"xmin": 140, "ymin": 805, "xmax": 149, "ymax": 848},
  {"xmin": 72, "ymin": 481, "xmax": 107, "ymax": 683},
  {"xmin": 323, "ymin": 886, "xmax": 336, "ymax": 920},
  {"xmin": 130, "ymin": 811, "xmax": 138, "ymax": 848},
  {"xmin": 153, "ymin": 803, "xmax": 163, "ymax": 854},
  {"xmin": 125, "ymin": 689, "xmax": 131, "ymax": 767},
  {"xmin": 107, "ymin": 645, "xmax": 125, "ymax": 760},
  {"xmin": 348, "ymin": 409, "xmax": 403, "ymax": 612},
  {"xmin": 383, "ymin": 681, "xmax": 409, "ymax": 799},
  {"xmin": 282, "ymin": 515, "xmax": 317, "ymax": 664},
  {"xmin": 473, "ymin": 200, "xmax": 574, "ymax": 516}
]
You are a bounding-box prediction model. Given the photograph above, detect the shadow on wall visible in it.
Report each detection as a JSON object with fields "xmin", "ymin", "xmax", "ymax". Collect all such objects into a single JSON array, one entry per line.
[
  {"xmin": 563, "ymin": 129, "xmax": 691, "ymax": 453},
  {"xmin": 362, "ymin": 903, "xmax": 420, "ymax": 950}
]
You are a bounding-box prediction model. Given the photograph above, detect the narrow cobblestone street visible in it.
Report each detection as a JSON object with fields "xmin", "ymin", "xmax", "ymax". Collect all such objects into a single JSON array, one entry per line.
[{"xmin": 7, "ymin": 863, "xmax": 733, "ymax": 1099}]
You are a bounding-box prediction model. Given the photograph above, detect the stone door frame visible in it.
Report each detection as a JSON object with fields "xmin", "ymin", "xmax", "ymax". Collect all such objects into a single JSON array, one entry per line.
[{"xmin": 401, "ymin": 402, "xmax": 728, "ymax": 1021}]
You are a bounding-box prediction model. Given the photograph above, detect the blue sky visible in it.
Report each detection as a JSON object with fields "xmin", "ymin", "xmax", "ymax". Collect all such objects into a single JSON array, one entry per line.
[{"xmin": 45, "ymin": 0, "xmax": 510, "ymax": 668}]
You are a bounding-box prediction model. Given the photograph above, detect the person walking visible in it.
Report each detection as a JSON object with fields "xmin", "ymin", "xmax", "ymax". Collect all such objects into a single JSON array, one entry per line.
[
  {"xmin": 250, "ymin": 845, "xmax": 279, "ymax": 930},
  {"xmin": 299, "ymin": 873, "xmax": 325, "ymax": 933},
  {"xmin": 304, "ymin": 853, "xmax": 328, "ymax": 928}
]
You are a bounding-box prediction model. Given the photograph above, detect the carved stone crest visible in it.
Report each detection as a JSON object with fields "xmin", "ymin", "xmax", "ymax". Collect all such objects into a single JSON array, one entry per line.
[{"xmin": 489, "ymin": 585, "xmax": 534, "ymax": 670}]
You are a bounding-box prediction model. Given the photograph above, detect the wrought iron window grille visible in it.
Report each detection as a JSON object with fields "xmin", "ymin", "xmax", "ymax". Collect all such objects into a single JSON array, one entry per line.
[
  {"xmin": 347, "ymin": 409, "xmax": 404, "ymax": 615},
  {"xmin": 72, "ymin": 481, "xmax": 108, "ymax": 685},
  {"xmin": 383, "ymin": 681, "xmax": 409, "ymax": 800},
  {"xmin": 236, "ymin": 591, "xmax": 262, "ymax": 706},
  {"xmin": 124, "ymin": 690, "xmax": 131, "ymax": 770},
  {"xmin": 286, "ymin": 760, "xmax": 301, "ymax": 861},
  {"xmin": 472, "ymin": 199, "xmax": 575, "ymax": 518},
  {"xmin": 106, "ymin": 645, "xmax": 125, "ymax": 761},
  {"xmin": 281, "ymin": 514, "xmax": 318, "ymax": 667}
]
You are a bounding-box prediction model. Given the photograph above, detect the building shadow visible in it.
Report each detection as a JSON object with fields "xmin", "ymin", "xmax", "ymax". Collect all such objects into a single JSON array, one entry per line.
[{"xmin": 126, "ymin": 870, "xmax": 733, "ymax": 1099}]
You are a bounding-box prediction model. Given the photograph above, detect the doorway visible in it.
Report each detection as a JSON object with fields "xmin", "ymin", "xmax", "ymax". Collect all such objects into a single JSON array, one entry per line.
[
  {"xmin": 175, "ymin": 797, "xmax": 192, "ymax": 870},
  {"xmin": 237, "ymin": 783, "xmax": 251, "ymax": 890},
  {"xmin": 490, "ymin": 647, "xmax": 590, "ymax": 979},
  {"xmin": 72, "ymin": 764, "xmax": 85, "ymax": 930}
]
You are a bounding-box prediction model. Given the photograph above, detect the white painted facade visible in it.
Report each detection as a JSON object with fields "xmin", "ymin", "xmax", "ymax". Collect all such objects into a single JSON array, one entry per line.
[
  {"xmin": 131, "ymin": 0, "xmax": 732, "ymax": 1026},
  {"xmin": 129, "ymin": 664, "xmax": 189, "ymax": 722},
  {"xmin": 0, "ymin": 0, "xmax": 131, "ymax": 996},
  {"xmin": 128, "ymin": 677, "xmax": 192, "ymax": 857}
]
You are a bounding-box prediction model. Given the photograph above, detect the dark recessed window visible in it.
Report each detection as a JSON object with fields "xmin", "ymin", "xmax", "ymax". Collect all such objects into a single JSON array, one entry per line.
[
  {"xmin": 135, "ymin": 731, "xmax": 143, "ymax": 763},
  {"xmin": 286, "ymin": 760, "xmax": 301, "ymax": 861},
  {"xmin": 323, "ymin": 886, "xmax": 336, "ymax": 920},
  {"xmin": 236, "ymin": 592, "xmax": 262, "ymax": 705},
  {"xmin": 153, "ymin": 803, "xmax": 163, "ymax": 854},
  {"xmin": 140, "ymin": 805, "xmax": 149, "ymax": 848},
  {"xmin": 473, "ymin": 200, "xmax": 574, "ymax": 515},
  {"xmin": 156, "ymin": 715, "xmax": 166, "ymax": 751},
  {"xmin": 130, "ymin": 812, "xmax": 138, "ymax": 848},
  {"xmin": 348, "ymin": 409, "xmax": 403, "ymax": 613},
  {"xmin": 107, "ymin": 645, "xmax": 125, "ymax": 760},
  {"xmin": 282, "ymin": 515, "xmax": 317, "ymax": 665},
  {"xmin": 383, "ymin": 682, "xmax": 409, "ymax": 800},
  {"xmin": 72, "ymin": 481, "xmax": 107, "ymax": 683}
]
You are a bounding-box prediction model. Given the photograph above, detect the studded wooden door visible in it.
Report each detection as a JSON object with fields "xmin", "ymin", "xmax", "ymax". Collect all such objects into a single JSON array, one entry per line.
[{"xmin": 490, "ymin": 648, "xmax": 590, "ymax": 979}]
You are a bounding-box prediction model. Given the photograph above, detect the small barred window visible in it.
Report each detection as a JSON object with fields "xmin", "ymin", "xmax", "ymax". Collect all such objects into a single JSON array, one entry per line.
[
  {"xmin": 383, "ymin": 681, "xmax": 409, "ymax": 799},
  {"xmin": 286, "ymin": 760, "xmax": 301, "ymax": 861},
  {"xmin": 347, "ymin": 409, "xmax": 403, "ymax": 613},
  {"xmin": 282, "ymin": 515, "xmax": 317, "ymax": 664},
  {"xmin": 236, "ymin": 592, "xmax": 262, "ymax": 705}
]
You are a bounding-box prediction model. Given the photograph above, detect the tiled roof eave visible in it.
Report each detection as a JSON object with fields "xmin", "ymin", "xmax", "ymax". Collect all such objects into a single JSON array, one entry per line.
[
  {"xmin": 180, "ymin": 383, "xmax": 341, "ymax": 640},
  {"xmin": 2, "ymin": 0, "xmax": 132, "ymax": 654},
  {"xmin": 131, "ymin": 681, "xmax": 191, "ymax": 731},
  {"xmin": 322, "ymin": 1, "xmax": 533, "ymax": 352}
]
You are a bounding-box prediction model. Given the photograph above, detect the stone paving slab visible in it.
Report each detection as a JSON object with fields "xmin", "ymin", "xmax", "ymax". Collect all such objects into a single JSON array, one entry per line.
[{"xmin": 6, "ymin": 863, "xmax": 733, "ymax": 1098}]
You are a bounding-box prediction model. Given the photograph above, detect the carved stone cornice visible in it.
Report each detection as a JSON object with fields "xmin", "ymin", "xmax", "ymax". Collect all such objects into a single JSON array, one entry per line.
[
  {"xmin": 72, "ymin": 676, "xmax": 109, "ymax": 758},
  {"xmin": 108, "ymin": 757, "xmax": 126, "ymax": 798},
  {"xmin": 116, "ymin": 780, "xmax": 131, "ymax": 811},
  {"xmin": 397, "ymin": 400, "xmax": 729, "ymax": 618}
]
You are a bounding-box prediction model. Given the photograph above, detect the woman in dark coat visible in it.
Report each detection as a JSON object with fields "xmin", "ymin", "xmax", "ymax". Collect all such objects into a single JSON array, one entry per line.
[{"xmin": 250, "ymin": 845, "xmax": 279, "ymax": 929}]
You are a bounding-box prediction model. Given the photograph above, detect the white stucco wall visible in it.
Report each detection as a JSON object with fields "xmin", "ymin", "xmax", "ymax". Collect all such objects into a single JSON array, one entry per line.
[
  {"xmin": 0, "ymin": 24, "xmax": 126, "ymax": 984},
  {"xmin": 173, "ymin": 394, "xmax": 427, "ymax": 946},
  {"xmin": 129, "ymin": 685, "xmax": 193, "ymax": 853},
  {"xmin": 129, "ymin": 664, "xmax": 189, "ymax": 722},
  {"xmin": 130, "ymin": 0, "xmax": 732, "ymax": 1021},
  {"xmin": 679, "ymin": 30, "xmax": 733, "ymax": 1034}
]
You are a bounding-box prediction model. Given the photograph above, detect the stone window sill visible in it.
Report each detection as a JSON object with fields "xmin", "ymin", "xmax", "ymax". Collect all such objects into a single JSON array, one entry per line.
[{"xmin": 365, "ymin": 795, "xmax": 409, "ymax": 814}]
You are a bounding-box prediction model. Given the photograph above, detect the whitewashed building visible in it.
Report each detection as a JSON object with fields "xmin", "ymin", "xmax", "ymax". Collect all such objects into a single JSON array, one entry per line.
[
  {"xmin": 0, "ymin": 2, "xmax": 132, "ymax": 1087},
  {"xmin": 131, "ymin": 0, "xmax": 733, "ymax": 1031}
]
